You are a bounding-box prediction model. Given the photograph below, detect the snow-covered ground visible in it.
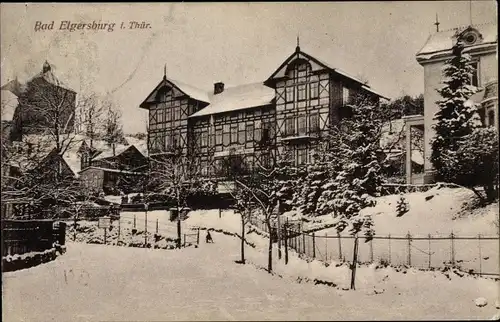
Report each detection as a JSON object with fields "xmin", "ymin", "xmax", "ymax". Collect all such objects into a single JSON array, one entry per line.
[
  {"xmin": 278, "ymin": 187, "xmax": 499, "ymax": 275},
  {"xmin": 301, "ymin": 187, "xmax": 499, "ymax": 236},
  {"xmin": 3, "ymin": 232, "xmax": 500, "ymax": 321}
]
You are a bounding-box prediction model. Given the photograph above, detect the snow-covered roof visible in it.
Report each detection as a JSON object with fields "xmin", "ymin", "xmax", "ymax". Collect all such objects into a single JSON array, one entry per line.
[
  {"xmin": 26, "ymin": 62, "xmax": 75, "ymax": 92},
  {"xmin": 1, "ymin": 89, "xmax": 18, "ymax": 122},
  {"xmin": 189, "ymin": 83, "xmax": 275, "ymax": 118},
  {"xmin": 416, "ymin": 23, "xmax": 497, "ymax": 61},
  {"xmin": 124, "ymin": 136, "xmax": 148, "ymax": 157},
  {"xmin": 79, "ymin": 166, "xmax": 143, "ymax": 175},
  {"xmin": 168, "ymin": 78, "xmax": 210, "ymax": 104},
  {"xmin": 61, "ymin": 141, "xmax": 84, "ymax": 177},
  {"xmin": 140, "ymin": 77, "xmax": 210, "ymax": 109},
  {"xmin": 482, "ymin": 79, "xmax": 498, "ymax": 104},
  {"xmin": 9, "ymin": 134, "xmax": 86, "ymax": 177},
  {"xmin": 92, "ymin": 143, "xmax": 131, "ymax": 161}
]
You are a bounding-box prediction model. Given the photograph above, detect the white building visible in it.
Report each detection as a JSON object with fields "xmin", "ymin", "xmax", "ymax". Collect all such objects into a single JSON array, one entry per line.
[{"xmin": 409, "ymin": 23, "xmax": 498, "ymax": 184}]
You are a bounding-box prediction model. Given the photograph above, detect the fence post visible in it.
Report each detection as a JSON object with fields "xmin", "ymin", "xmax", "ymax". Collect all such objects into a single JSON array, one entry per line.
[
  {"xmin": 219, "ymin": 208, "xmax": 221, "ymax": 219},
  {"xmin": 118, "ymin": 216, "xmax": 121, "ymax": 243},
  {"xmin": 337, "ymin": 231, "xmax": 342, "ymax": 261},
  {"xmin": 370, "ymin": 238, "xmax": 374, "ymax": 263},
  {"xmin": 156, "ymin": 218, "xmax": 159, "ymax": 235},
  {"xmin": 302, "ymin": 232, "xmax": 306, "ymax": 256},
  {"xmin": 284, "ymin": 227, "xmax": 288, "ymax": 265},
  {"xmin": 428, "ymin": 234, "xmax": 432, "ymax": 269},
  {"xmin": 450, "ymin": 231, "xmax": 455, "ymax": 266},
  {"xmin": 325, "ymin": 233, "xmax": 328, "ymax": 263},
  {"xmin": 388, "ymin": 234, "xmax": 391, "ymax": 264},
  {"xmin": 407, "ymin": 231, "xmax": 411, "ymax": 266},
  {"xmin": 144, "ymin": 211, "xmax": 148, "ymax": 247},
  {"xmin": 478, "ymin": 234, "xmax": 482, "ymax": 277},
  {"xmin": 134, "ymin": 214, "xmax": 136, "ymax": 229},
  {"xmin": 73, "ymin": 217, "xmax": 77, "ymax": 241},
  {"xmin": 312, "ymin": 232, "xmax": 316, "ymax": 259},
  {"xmin": 350, "ymin": 235, "xmax": 359, "ymax": 290},
  {"xmin": 197, "ymin": 227, "xmax": 200, "ymax": 245}
]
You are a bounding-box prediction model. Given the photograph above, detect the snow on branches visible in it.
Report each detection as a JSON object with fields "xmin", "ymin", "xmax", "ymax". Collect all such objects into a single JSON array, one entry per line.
[
  {"xmin": 431, "ymin": 40, "xmax": 498, "ymax": 202},
  {"xmin": 431, "ymin": 40, "xmax": 482, "ymax": 183}
]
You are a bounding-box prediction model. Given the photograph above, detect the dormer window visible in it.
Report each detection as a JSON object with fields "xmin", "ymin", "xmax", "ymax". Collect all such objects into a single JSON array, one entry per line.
[
  {"xmin": 463, "ymin": 32, "xmax": 478, "ymax": 45},
  {"xmin": 457, "ymin": 27, "xmax": 483, "ymax": 47}
]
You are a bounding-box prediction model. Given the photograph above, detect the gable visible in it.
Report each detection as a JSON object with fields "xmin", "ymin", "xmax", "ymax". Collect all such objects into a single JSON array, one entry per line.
[
  {"xmin": 140, "ymin": 77, "xmax": 210, "ymax": 109},
  {"xmin": 266, "ymin": 50, "xmax": 331, "ymax": 83}
]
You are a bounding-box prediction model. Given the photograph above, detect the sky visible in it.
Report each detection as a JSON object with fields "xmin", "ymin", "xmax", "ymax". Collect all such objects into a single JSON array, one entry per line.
[{"xmin": 1, "ymin": 2, "xmax": 497, "ymax": 134}]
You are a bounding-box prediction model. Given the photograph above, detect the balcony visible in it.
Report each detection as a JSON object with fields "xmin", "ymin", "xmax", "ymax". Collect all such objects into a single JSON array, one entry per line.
[{"xmin": 280, "ymin": 127, "xmax": 321, "ymax": 143}]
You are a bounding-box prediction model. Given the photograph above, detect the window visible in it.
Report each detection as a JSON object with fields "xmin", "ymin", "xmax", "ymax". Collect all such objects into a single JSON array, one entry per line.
[
  {"xmin": 149, "ymin": 110, "xmax": 157, "ymax": 130},
  {"xmin": 297, "ymin": 148, "xmax": 307, "ymax": 165},
  {"xmin": 297, "ymin": 84, "xmax": 306, "ymax": 101},
  {"xmin": 165, "ymin": 108, "xmax": 172, "ymax": 122},
  {"xmin": 223, "ymin": 124, "xmax": 230, "ymax": 146},
  {"xmin": 285, "ymin": 116, "xmax": 296, "ymax": 136},
  {"xmin": 246, "ymin": 155, "xmax": 254, "ymax": 171},
  {"xmin": 216, "ymin": 128, "xmax": 222, "ymax": 145},
  {"xmin": 201, "ymin": 161, "xmax": 208, "ymax": 176},
  {"xmin": 174, "ymin": 106, "xmax": 180, "ymax": 120},
  {"xmin": 298, "ymin": 115, "xmax": 307, "ymax": 135},
  {"xmin": 261, "ymin": 121, "xmax": 272, "ymax": 143},
  {"xmin": 157, "ymin": 108, "xmax": 164, "ymax": 124},
  {"xmin": 230, "ymin": 124, "xmax": 238, "ymax": 144},
  {"xmin": 309, "ymin": 113, "xmax": 320, "ymax": 133},
  {"xmin": 238, "ymin": 122, "xmax": 245, "ymax": 144},
  {"xmin": 156, "ymin": 87, "xmax": 172, "ymax": 102},
  {"xmin": 172, "ymin": 132, "xmax": 179, "ymax": 149},
  {"xmin": 201, "ymin": 131, "xmax": 208, "ymax": 147},
  {"xmin": 254, "ymin": 120, "xmax": 262, "ymax": 142},
  {"xmin": 286, "ymin": 86, "xmax": 294, "ymax": 103},
  {"xmin": 246, "ymin": 123, "xmax": 254, "ymax": 142},
  {"xmin": 470, "ymin": 61, "xmax": 479, "ymax": 87},
  {"xmin": 342, "ymin": 87, "xmax": 350, "ymax": 105},
  {"xmin": 261, "ymin": 152, "xmax": 271, "ymax": 168},
  {"xmin": 309, "ymin": 82, "xmax": 319, "ymax": 99}
]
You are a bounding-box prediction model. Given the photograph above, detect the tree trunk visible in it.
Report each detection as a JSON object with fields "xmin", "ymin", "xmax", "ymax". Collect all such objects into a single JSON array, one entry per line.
[{"xmin": 241, "ymin": 216, "xmax": 245, "ymax": 264}]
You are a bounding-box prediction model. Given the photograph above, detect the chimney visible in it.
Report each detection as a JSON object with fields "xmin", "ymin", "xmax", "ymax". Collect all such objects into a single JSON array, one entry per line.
[
  {"xmin": 42, "ymin": 61, "xmax": 51, "ymax": 73},
  {"xmin": 214, "ymin": 82, "xmax": 225, "ymax": 95}
]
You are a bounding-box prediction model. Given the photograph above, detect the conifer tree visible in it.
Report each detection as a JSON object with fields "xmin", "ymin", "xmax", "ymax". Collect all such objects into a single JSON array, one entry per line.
[{"xmin": 431, "ymin": 40, "xmax": 482, "ymax": 183}]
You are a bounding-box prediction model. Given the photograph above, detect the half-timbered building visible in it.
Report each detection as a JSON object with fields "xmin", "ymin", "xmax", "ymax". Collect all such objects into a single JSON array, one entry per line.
[{"xmin": 140, "ymin": 43, "xmax": 387, "ymax": 182}]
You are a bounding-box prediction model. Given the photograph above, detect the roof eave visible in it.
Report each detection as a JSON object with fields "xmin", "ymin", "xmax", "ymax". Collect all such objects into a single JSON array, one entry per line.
[{"xmin": 416, "ymin": 42, "xmax": 497, "ymax": 64}]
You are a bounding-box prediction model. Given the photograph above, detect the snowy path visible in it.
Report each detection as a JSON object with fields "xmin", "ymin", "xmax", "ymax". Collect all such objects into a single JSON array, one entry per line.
[{"xmin": 2, "ymin": 234, "xmax": 499, "ymax": 321}]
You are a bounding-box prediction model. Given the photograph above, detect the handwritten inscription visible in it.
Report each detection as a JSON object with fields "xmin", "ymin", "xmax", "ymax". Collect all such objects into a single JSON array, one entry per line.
[{"xmin": 34, "ymin": 21, "xmax": 152, "ymax": 32}]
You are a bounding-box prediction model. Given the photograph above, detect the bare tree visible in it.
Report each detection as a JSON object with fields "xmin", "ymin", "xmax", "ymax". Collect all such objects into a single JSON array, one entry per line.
[
  {"xmin": 75, "ymin": 93, "xmax": 105, "ymax": 149},
  {"xmin": 229, "ymin": 151, "xmax": 296, "ymax": 273},
  {"xmin": 102, "ymin": 99, "xmax": 125, "ymax": 156},
  {"xmin": 222, "ymin": 153, "xmax": 256, "ymax": 264},
  {"xmin": 148, "ymin": 151, "xmax": 207, "ymax": 248}
]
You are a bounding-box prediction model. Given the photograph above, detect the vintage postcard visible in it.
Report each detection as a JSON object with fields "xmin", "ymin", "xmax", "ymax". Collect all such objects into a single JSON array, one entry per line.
[{"xmin": 1, "ymin": 2, "xmax": 498, "ymax": 321}]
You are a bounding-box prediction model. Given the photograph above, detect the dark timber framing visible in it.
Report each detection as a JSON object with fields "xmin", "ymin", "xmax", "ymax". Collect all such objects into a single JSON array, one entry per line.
[{"xmin": 140, "ymin": 45, "xmax": 387, "ymax": 182}]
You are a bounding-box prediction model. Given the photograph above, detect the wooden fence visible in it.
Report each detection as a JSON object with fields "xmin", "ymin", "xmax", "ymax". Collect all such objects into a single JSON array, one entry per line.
[
  {"xmin": 248, "ymin": 216, "xmax": 500, "ymax": 277},
  {"xmin": 2, "ymin": 220, "xmax": 67, "ymax": 257}
]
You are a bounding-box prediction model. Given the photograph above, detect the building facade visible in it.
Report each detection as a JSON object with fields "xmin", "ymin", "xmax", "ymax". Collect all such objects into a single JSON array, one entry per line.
[
  {"xmin": 140, "ymin": 45, "xmax": 387, "ymax": 182},
  {"xmin": 414, "ymin": 23, "xmax": 498, "ymax": 183}
]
